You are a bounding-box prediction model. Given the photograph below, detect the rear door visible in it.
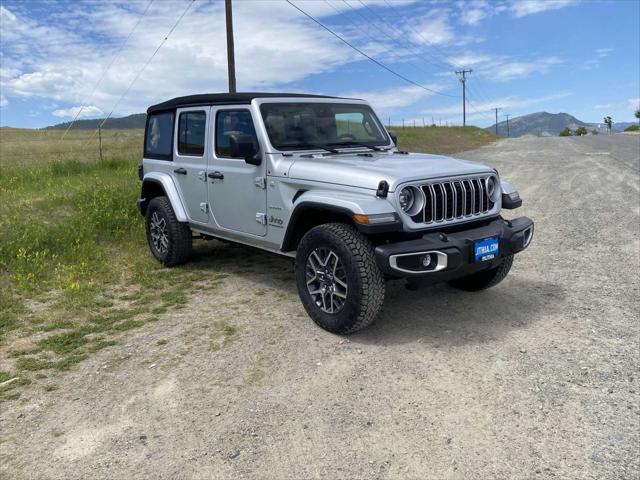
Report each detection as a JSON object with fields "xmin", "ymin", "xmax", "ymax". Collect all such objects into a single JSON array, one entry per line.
[
  {"xmin": 173, "ymin": 107, "xmax": 209, "ymax": 224},
  {"xmin": 208, "ymin": 107, "xmax": 267, "ymax": 236}
]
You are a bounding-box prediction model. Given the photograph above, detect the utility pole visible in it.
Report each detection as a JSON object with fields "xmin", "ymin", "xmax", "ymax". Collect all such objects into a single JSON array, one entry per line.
[
  {"xmin": 493, "ymin": 107, "xmax": 501, "ymax": 135},
  {"xmin": 505, "ymin": 114, "xmax": 510, "ymax": 137},
  {"xmin": 455, "ymin": 69, "xmax": 472, "ymax": 126},
  {"xmin": 98, "ymin": 125, "xmax": 103, "ymax": 162},
  {"xmin": 225, "ymin": 0, "xmax": 237, "ymax": 93}
]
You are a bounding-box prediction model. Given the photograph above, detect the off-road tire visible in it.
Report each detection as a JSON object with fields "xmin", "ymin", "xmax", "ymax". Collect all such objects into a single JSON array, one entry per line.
[
  {"xmin": 448, "ymin": 254, "xmax": 514, "ymax": 291},
  {"xmin": 295, "ymin": 223, "xmax": 385, "ymax": 334},
  {"xmin": 145, "ymin": 196, "xmax": 192, "ymax": 267}
]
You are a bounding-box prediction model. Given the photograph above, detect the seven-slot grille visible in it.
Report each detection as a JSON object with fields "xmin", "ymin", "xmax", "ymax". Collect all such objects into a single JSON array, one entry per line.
[{"xmin": 410, "ymin": 176, "xmax": 494, "ymax": 224}]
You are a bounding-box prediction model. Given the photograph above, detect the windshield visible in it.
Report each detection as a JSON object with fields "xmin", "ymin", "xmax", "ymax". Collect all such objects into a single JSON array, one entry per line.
[{"xmin": 260, "ymin": 102, "xmax": 390, "ymax": 151}]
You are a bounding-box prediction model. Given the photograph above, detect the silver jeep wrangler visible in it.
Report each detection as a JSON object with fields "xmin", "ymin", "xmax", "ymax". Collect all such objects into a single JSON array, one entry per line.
[{"xmin": 138, "ymin": 93, "xmax": 533, "ymax": 334}]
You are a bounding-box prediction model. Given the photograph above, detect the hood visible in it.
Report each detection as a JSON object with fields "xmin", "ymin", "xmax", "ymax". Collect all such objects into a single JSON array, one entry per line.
[{"xmin": 287, "ymin": 151, "xmax": 494, "ymax": 191}]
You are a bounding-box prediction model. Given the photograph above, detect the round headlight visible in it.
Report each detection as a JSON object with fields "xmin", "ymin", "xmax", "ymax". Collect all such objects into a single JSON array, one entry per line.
[
  {"xmin": 487, "ymin": 177, "xmax": 496, "ymax": 199},
  {"xmin": 398, "ymin": 186, "xmax": 424, "ymax": 216},
  {"xmin": 398, "ymin": 187, "xmax": 415, "ymax": 212}
]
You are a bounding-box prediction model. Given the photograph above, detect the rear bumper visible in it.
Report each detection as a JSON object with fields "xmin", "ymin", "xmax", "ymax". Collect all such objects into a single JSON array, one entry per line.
[{"xmin": 374, "ymin": 216, "xmax": 534, "ymax": 280}]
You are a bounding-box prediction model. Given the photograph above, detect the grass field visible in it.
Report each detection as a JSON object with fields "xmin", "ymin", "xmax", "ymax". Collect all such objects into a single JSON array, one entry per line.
[
  {"xmin": 393, "ymin": 125, "xmax": 498, "ymax": 154},
  {"xmin": 0, "ymin": 125, "xmax": 497, "ymax": 401}
]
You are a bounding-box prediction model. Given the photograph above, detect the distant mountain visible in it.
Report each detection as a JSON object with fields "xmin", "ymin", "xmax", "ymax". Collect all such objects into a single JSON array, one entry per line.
[
  {"xmin": 609, "ymin": 122, "xmax": 637, "ymax": 132},
  {"xmin": 486, "ymin": 112, "xmax": 591, "ymax": 137},
  {"xmin": 45, "ymin": 113, "xmax": 146, "ymax": 130}
]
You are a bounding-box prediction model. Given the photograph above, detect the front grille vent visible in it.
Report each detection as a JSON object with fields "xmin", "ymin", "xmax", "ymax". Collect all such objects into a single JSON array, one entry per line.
[{"xmin": 410, "ymin": 176, "xmax": 494, "ymax": 224}]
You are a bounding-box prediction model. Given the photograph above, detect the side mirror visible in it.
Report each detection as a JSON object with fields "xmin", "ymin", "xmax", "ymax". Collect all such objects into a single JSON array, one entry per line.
[
  {"xmin": 388, "ymin": 130, "xmax": 397, "ymax": 146},
  {"xmin": 229, "ymin": 134, "xmax": 261, "ymax": 165}
]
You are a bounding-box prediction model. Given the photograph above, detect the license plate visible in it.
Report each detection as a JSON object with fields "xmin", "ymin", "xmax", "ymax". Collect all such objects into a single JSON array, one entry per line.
[{"xmin": 474, "ymin": 236, "xmax": 499, "ymax": 262}]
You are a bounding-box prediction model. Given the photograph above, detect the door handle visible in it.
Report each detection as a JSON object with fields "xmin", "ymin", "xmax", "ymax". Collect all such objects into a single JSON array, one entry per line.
[
  {"xmin": 173, "ymin": 167, "xmax": 187, "ymax": 175},
  {"xmin": 208, "ymin": 171, "xmax": 224, "ymax": 180}
]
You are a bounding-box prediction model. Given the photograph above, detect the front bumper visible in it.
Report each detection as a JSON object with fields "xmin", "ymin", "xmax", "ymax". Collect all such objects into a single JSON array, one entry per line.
[{"xmin": 374, "ymin": 216, "xmax": 534, "ymax": 280}]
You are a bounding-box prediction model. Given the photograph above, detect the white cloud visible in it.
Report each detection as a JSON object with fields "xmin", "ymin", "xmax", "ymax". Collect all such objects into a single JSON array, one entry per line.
[
  {"xmin": 510, "ymin": 0, "xmax": 579, "ymax": 18},
  {"xmin": 0, "ymin": 1, "xmax": 383, "ymax": 116},
  {"xmin": 52, "ymin": 105, "xmax": 103, "ymax": 118},
  {"xmin": 489, "ymin": 57, "xmax": 562, "ymax": 81},
  {"xmin": 593, "ymin": 98, "xmax": 640, "ymax": 113},
  {"xmin": 596, "ymin": 48, "xmax": 612, "ymax": 58},
  {"xmin": 460, "ymin": 8, "xmax": 488, "ymax": 26},
  {"xmin": 339, "ymin": 85, "xmax": 439, "ymax": 112},
  {"xmin": 0, "ymin": 95, "xmax": 7, "ymax": 108},
  {"xmin": 424, "ymin": 91, "xmax": 572, "ymax": 116},
  {"xmin": 410, "ymin": 13, "xmax": 455, "ymax": 45},
  {"xmin": 447, "ymin": 54, "xmax": 494, "ymax": 67},
  {"xmin": 447, "ymin": 53, "xmax": 562, "ymax": 81}
]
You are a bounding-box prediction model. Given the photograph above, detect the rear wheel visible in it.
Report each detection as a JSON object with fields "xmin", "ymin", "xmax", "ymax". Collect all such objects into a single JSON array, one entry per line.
[
  {"xmin": 295, "ymin": 223, "xmax": 385, "ymax": 334},
  {"xmin": 145, "ymin": 196, "xmax": 192, "ymax": 266},
  {"xmin": 448, "ymin": 254, "xmax": 513, "ymax": 291}
]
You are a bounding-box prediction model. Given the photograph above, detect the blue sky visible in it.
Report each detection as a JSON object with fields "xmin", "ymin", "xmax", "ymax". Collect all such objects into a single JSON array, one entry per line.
[{"xmin": 1, "ymin": 0, "xmax": 638, "ymax": 129}]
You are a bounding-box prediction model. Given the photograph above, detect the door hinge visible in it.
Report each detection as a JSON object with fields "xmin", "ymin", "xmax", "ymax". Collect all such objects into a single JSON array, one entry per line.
[
  {"xmin": 200, "ymin": 202, "xmax": 209, "ymax": 213},
  {"xmin": 256, "ymin": 212, "xmax": 267, "ymax": 225},
  {"xmin": 254, "ymin": 176, "xmax": 267, "ymax": 189},
  {"xmin": 198, "ymin": 171, "xmax": 206, "ymax": 182}
]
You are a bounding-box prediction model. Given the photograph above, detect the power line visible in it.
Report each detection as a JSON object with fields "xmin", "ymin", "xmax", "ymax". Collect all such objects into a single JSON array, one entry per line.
[
  {"xmin": 348, "ymin": 0, "xmax": 453, "ymax": 74},
  {"xmin": 380, "ymin": 0, "xmax": 496, "ymax": 105},
  {"xmin": 465, "ymin": 98, "xmax": 494, "ymax": 122},
  {"xmin": 334, "ymin": 0, "xmax": 443, "ymax": 79},
  {"xmin": 324, "ymin": 0, "xmax": 444, "ymax": 85},
  {"xmin": 493, "ymin": 107, "xmax": 501, "ymax": 135},
  {"xmin": 381, "ymin": 0, "xmax": 459, "ymax": 71},
  {"xmin": 60, "ymin": 0, "xmax": 155, "ymax": 141},
  {"xmin": 286, "ymin": 0, "xmax": 458, "ymax": 98},
  {"xmin": 464, "ymin": 81, "xmax": 490, "ymax": 107},
  {"xmin": 84, "ymin": 0, "xmax": 196, "ymax": 145}
]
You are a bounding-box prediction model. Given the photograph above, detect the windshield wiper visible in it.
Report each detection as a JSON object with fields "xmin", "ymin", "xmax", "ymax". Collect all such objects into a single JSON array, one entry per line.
[
  {"xmin": 277, "ymin": 143, "xmax": 339, "ymax": 153},
  {"xmin": 327, "ymin": 141, "xmax": 383, "ymax": 152}
]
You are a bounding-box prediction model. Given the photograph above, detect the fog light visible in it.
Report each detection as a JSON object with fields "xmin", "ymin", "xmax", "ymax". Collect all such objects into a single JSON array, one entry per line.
[
  {"xmin": 421, "ymin": 254, "xmax": 432, "ymax": 268},
  {"xmin": 523, "ymin": 226, "xmax": 534, "ymax": 248}
]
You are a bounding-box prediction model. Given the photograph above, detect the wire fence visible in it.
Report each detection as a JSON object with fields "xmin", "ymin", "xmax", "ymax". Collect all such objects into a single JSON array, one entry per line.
[
  {"xmin": 385, "ymin": 118, "xmax": 460, "ymax": 129},
  {"xmin": 0, "ymin": 128, "xmax": 143, "ymax": 167},
  {"xmin": 0, "ymin": 116, "xmax": 469, "ymax": 169}
]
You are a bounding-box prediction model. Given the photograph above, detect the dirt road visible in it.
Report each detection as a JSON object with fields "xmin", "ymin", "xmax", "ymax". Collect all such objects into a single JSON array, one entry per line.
[{"xmin": 1, "ymin": 135, "xmax": 638, "ymax": 479}]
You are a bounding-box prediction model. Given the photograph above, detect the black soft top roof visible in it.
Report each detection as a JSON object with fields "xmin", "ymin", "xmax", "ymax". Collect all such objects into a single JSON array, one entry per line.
[{"xmin": 147, "ymin": 92, "xmax": 353, "ymax": 113}]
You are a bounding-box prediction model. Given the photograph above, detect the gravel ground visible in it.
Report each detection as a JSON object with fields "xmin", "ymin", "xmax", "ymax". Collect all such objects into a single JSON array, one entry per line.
[{"xmin": 1, "ymin": 135, "xmax": 638, "ymax": 479}]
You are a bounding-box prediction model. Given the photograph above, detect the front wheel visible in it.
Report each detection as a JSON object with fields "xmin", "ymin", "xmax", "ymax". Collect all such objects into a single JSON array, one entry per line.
[
  {"xmin": 295, "ymin": 223, "xmax": 385, "ymax": 334},
  {"xmin": 145, "ymin": 196, "xmax": 192, "ymax": 267},
  {"xmin": 448, "ymin": 254, "xmax": 514, "ymax": 291}
]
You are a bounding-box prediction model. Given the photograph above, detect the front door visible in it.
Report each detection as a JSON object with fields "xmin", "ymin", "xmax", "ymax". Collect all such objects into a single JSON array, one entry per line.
[
  {"xmin": 172, "ymin": 107, "xmax": 209, "ymax": 224},
  {"xmin": 208, "ymin": 107, "xmax": 267, "ymax": 236}
]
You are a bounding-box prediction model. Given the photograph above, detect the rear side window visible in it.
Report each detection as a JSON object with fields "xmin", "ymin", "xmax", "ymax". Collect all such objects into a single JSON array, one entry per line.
[
  {"xmin": 216, "ymin": 109, "xmax": 259, "ymax": 158},
  {"xmin": 145, "ymin": 111, "xmax": 174, "ymax": 160},
  {"xmin": 178, "ymin": 111, "xmax": 206, "ymax": 156}
]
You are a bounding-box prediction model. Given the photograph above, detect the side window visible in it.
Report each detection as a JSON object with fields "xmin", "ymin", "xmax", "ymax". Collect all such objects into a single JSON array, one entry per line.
[
  {"xmin": 144, "ymin": 111, "xmax": 174, "ymax": 160},
  {"xmin": 178, "ymin": 111, "xmax": 206, "ymax": 156},
  {"xmin": 216, "ymin": 109, "xmax": 258, "ymax": 158}
]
